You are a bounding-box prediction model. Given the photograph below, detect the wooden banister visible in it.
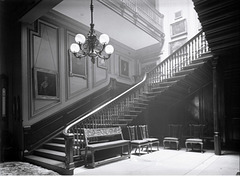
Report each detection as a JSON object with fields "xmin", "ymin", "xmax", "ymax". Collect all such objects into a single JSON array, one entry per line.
[{"xmin": 63, "ymin": 30, "xmax": 210, "ymax": 168}]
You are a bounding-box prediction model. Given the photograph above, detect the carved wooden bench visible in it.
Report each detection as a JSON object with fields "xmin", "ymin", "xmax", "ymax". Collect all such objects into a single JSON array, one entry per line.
[{"xmin": 83, "ymin": 127, "xmax": 131, "ymax": 168}]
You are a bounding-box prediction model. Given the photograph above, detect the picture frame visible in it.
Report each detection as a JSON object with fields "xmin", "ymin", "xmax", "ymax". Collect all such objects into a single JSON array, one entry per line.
[
  {"xmin": 174, "ymin": 10, "xmax": 182, "ymax": 20},
  {"xmin": 34, "ymin": 67, "xmax": 59, "ymax": 100},
  {"xmin": 97, "ymin": 57, "xmax": 107, "ymax": 69},
  {"xmin": 170, "ymin": 19, "xmax": 187, "ymax": 38},
  {"xmin": 69, "ymin": 50, "xmax": 87, "ymax": 79},
  {"xmin": 169, "ymin": 38, "xmax": 187, "ymax": 54},
  {"xmin": 119, "ymin": 58, "xmax": 129, "ymax": 78}
]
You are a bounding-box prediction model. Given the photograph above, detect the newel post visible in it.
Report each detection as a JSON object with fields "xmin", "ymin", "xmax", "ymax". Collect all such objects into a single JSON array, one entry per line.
[
  {"xmin": 212, "ymin": 57, "xmax": 221, "ymax": 155},
  {"xmin": 64, "ymin": 133, "xmax": 74, "ymax": 169}
]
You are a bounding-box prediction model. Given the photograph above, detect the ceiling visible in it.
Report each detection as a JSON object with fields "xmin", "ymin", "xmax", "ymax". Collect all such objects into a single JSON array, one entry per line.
[{"xmin": 53, "ymin": 0, "xmax": 160, "ymax": 50}]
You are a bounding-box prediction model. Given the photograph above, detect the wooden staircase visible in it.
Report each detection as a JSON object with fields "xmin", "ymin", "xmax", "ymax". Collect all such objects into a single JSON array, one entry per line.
[
  {"xmin": 24, "ymin": 31, "xmax": 213, "ymax": 174},
  {"xmin": 24, "ymin": 133, "xmax": 81, "ymax": 175}
]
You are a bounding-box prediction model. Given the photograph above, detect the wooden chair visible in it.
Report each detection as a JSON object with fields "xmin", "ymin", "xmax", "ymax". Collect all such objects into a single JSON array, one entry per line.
[
  {"xmin": 127, "ymin": 126, "xmax": 149, "ymax": 155},
  {"xmin": 138, "ymin": 125, "xmax": 159, "ymax": 152},
  {"xmin": 163, "ymin": 124, "xmax": 182, "ymax": 150},
  {"xmin": 185, "ymin": 124, "xmax": 205, "ymax": 153}
]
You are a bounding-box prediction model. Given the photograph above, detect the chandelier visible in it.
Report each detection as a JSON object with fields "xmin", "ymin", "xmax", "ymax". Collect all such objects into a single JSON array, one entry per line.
[{"xmin": 70, "ymin": 0, "xmax": 114, "ymax": 64}]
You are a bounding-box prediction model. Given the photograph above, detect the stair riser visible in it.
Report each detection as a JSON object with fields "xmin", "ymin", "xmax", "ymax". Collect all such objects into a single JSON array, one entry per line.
[
  {"xmin": 24, "ymin": 157, "xmax": 73, "ymax": 175},
  {"xmin": 34, "ymin": 151, "xmax": 65, "ymax": 162},
  {"xmin": 43, "ymin": 144, "xmax": 65, "ymax": 152},
  {"xmin": 52, "ymin": 138, "xmax": 65, "ymax": 144}
]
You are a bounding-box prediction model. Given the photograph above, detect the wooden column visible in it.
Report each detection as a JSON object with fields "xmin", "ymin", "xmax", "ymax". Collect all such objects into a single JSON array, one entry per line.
[
  {"xmin": 64, "ymin": 134, "xmax": 74, "ymax": 169},
  {"xmin": 212, "ymin": 57, "xmax": 221, "ymax": 155}
]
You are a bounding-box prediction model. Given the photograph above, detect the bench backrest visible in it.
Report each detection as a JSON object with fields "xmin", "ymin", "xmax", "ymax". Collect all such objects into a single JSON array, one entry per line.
[{"xmin": 83, "ymin": 127, "xmax": 124, "ymax": 145}]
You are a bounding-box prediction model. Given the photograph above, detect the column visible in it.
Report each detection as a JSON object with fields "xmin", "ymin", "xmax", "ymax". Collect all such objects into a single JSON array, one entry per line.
[{"xmin": 212, "ymin": 57, "xmax": 221, "ymax": 155}]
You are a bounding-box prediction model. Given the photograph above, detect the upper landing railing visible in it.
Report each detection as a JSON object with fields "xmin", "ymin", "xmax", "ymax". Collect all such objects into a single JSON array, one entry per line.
[
  {"xmin": 147, "ymin": 31, "xmax": 210, "ymax": 88},
  {"xmin": 63, "ymin": 30, "xmax": 210, "ymax": 169},
  {"xmin": 97, "ymin": 0, "xmax": 164, "ymax": 42}
]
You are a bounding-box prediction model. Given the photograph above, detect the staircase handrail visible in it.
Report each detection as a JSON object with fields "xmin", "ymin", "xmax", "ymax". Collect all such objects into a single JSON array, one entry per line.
[
  {"xmin": 150, "ymin": 30, "xmax": 208, "ymax": 75},
  {"xmin": 146, "ymin": 30, "xmax": 209, "ymax": 86},
  {"xmin": 63, "ymin": 73, "xmax": 148, "ymax": 136}
]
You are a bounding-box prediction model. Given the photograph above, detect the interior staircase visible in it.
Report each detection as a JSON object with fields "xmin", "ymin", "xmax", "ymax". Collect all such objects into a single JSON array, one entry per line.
[{"xmin": 24, "ymin": 30, "xmax": 213, "ymax": 174}]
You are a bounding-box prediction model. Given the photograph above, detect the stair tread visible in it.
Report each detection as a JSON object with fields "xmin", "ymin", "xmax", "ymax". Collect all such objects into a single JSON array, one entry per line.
[
  {"xmin": 118, "ymin": 118, "xmax": 132, "ymax": 121},
  {"xmin": 134, "ymin": 98, "xmax": 150, "ymax": 101},
  {"xmin": 158, "ymin": 80, "xmax": 177, "ymax": 84},
  {"xmin": 25, "ymin": 155, "xmax": 65, "ymax": 168},
  {"xmin": 152, "ymin": 86, "xmax": 169, "ymax": 91},
  {"xmin": 165, "ymin": 74, "xmax": 186, "ymax": 81},
  {"xmin": 84, "ymin": 123, "xmax": 127, "ymax": 126},
  {"xmin": 143, "ymin": 91, "xmax": 163, "ymax": 95},
  {"xmin": 130, "ymin": 101, "xmax": 148, "ymax": 105},
  {"xmin": 129, "ymin": 110, "xmax": 142, "ymax": 113},
  {"xmin": 138, "ymin": 94, "xmax": 155, "ymax": 99},
  {"xmin": 179, "ymin": 67, "xmax": 196, "ymax": 72},
  {"xmin": 35, "ymin": 149, "xmax": 66, "ymax": 157},
  {"xmin": 185, "ymin": 62, "xmax": 205, "ymax": 68},
  {"xmin": 192, "ymin": 53, "xmax": 212, "ymax": 63},
  {"xmin": 45, "ymin": 143, "xmax": 65, "ymax": 147}
]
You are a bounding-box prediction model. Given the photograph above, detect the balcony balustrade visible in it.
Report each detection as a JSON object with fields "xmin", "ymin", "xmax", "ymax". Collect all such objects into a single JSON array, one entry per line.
[{"xmin": 98, "ymin": 0, "xmax": 164, "ymax": 42}]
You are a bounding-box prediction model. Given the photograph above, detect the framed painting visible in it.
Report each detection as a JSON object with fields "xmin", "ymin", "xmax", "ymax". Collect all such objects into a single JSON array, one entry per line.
[
  {"xmin": 169, "ymin": 38, "xmax": 187, "ymax": 54},
  {"xmin": 174, "ymin": 10, "xmax": 182, "ymax": 20},
  {"xmin": 69, "ymin": 50, "xmax": 87, "ymax": 79},
  {"xmin": 97, "ymin": 57, "xmax": 107, "ymax": 69},
  {"xmin": 34, "ymin": 67, "xmax": 59, "ymax": 100},
  {"xmin": 119, "ymin": 58, "xmax": 129, "ymax": 78},
  {"xmin": 170, "ymin": 19, "xmax": 187, "ymax": 38}
]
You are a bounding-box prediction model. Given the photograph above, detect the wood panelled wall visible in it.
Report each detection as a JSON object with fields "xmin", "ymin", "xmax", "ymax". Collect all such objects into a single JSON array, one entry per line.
[
  {"xmin": 222, "ymin": 48, "xmax": 240, "ymax": 148},
  {"xmin": 21, "ymin": 10, "xmax": 138, "ymax": 128},
  {"xmin": 23, "ymin": 78, "xmax": 130, "ymax": 151},
  {"xmin": 144, "ymin": 83, "xmax": 214, "ymax": 144}
]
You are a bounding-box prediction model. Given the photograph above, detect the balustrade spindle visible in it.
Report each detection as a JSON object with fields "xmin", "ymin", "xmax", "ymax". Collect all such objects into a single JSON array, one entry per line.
[
  {"xmin": 164, "ymin": 60, "xmax": 167, "ymax": 78},
  {"xmin": 196, "ymin": 35, "xmax": 199, "ymax": 57},
  {"xmin": 183, "ymin": 46, "xmax": 187, "ymax": 67},
  {"xmin": 181, "ymin": 48, "xmax": 184, "ymax": 68},
  {"xmin": 194, "ymin": 38, "xmax": 198, "ymax": 60},
  {"xmin": 178, "ymin": 49, "xmax": 181, "ymax": 71},
  {"xmin": 181, "ymin": 48, "xmax": 184, "ymax": 70},
  {"xmin": 200, "ymin": 33, "xmax": 204, "ymax": 55},
  {"xmin": 174, "ymin": 52, "xmax": 177, "ymax": 73}
]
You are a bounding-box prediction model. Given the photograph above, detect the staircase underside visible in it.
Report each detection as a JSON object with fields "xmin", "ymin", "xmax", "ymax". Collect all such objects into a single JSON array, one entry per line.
[{"xmin": 151, "ymin": 53, "xmax": 213, "ymax": 106}]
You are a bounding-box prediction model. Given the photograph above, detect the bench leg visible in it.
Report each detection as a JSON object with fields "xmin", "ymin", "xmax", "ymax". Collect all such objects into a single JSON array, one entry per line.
[
  {"xmin": 128, "ymin": 144, "xmax": 131, "ymax": 158},
  {"xmin": 200, "ymin": 143, "xmax": 203, "ymax": 153},
  {"xmin": 149, "ymin": 143, "xmax": 153, "ymax": 152},
  {"xmin": 91, "ymin": 150, "xmax": 95, "ymax": 168},
  {"xmin": 135, "ymin": 147, "xmax": 138, "ymax": 154},
  {"xmin": 84, "ymin": 148, "xmax": 88, "ymax": 167},
  {"xmin": 185, "ymin": 142, "xmax": 188, "ymax": 152}
]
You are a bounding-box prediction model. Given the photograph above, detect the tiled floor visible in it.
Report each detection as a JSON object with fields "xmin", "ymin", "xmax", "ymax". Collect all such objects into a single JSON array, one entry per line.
[{"xmin": 74, "ymin": 147, "xmax": 239, "ymax": 175}]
